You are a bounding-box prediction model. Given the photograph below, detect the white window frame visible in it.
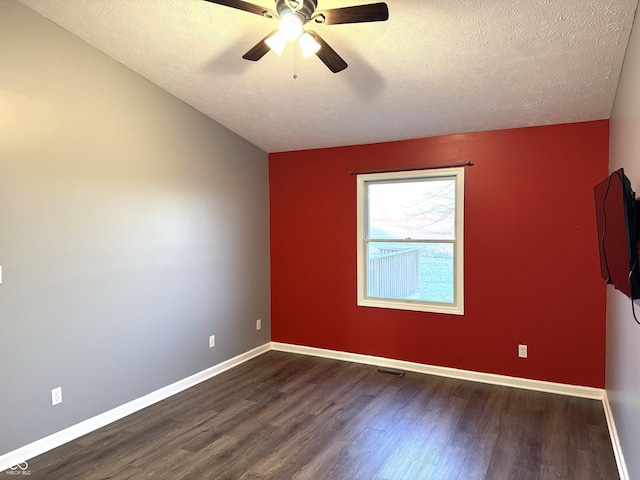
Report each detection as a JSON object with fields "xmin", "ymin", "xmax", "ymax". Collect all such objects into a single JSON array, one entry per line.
[{"xmin": 356, "ymin": 167, "xmax": 464, "ymax": 315}]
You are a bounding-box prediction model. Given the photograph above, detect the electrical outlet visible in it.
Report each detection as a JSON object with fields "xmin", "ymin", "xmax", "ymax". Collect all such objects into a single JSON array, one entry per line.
[
  {"xmin": 256, "ymin": 319, "xmax": 262, "ymax": 330},
  {"xmin": 209, "ymin": 335, "xmax": 215, "ymax": 348},
  {"xmin": 518, "ymin": 344, "xmax": 528, "ymax": 358},
  {"xmin": 51, "ymin": 387, "xmax": 62, "ymax": 406}
]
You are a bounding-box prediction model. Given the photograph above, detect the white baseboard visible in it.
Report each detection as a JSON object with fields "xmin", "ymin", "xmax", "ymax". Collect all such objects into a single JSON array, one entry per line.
[
  {"xmin": 1, "ymin": 341, "xmax": 619, "ymax": 476},
  {"xmin": 273, "ymin": 342, "xmax": 631, "ymax": 479},
  {"xmin": 270, "ymin": 342, "xmax": 605, "ymax": 400},
  {"xmin": 0, "ymin": 343, "xmax": 270, "ymax": 472},
  {"xmin": 603, "ymin": 391, "xmax": 629, "ymax": 480}
]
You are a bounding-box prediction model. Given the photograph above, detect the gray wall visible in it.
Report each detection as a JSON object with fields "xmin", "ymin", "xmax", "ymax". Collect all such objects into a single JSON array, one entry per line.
[
  {"xmin": 608, "ymin": 4, "xmax": 640, "ymax": 479},
  {"xmin": 0, "ymin": 0, "xmax": 270, "ymax": 456}
]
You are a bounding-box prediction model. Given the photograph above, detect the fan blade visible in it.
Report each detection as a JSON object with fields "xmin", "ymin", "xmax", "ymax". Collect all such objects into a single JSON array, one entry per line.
[
  {"xmin": 313, "ymin": 2, "xmax": 388, "ymax": 25},
  {"xmin": 242, "ymin": 30, "xmax": 279, "ymax": 61},
  {"xmin": 307, "ymin": 31, "xmax": 347, "ymax": 73},
  {"xmin": 202, "ymin": 0, "xmax": 277, "ymax": 19}
]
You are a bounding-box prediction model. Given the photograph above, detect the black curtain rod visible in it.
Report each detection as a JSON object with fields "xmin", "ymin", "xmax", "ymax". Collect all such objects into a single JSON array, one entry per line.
[{"xmin": 349, "ymin": 161, "xmax": 473, "ymax": 176}]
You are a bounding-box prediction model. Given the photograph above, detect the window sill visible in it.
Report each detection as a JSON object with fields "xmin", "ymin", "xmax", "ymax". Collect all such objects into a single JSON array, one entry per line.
[{"xmin": 357, "ymin": 297, "xmax": 464, "ymax": 315}]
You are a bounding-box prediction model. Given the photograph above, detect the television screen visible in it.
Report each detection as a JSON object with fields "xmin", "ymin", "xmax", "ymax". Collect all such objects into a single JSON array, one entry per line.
[{"xmin": 593, "ymin": 168, "xmax": 640, "ymax": 299}]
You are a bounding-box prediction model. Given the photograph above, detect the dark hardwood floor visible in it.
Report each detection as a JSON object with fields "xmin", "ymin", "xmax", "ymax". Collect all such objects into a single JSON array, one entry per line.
[{"xmin": 24, "ymin": 351, "xmax": 618, "ymax": 479}]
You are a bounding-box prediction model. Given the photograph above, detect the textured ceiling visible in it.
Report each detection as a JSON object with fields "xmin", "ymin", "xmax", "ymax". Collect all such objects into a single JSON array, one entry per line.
[{"xmin": 16, "ymin": 0, "xmax": 639, "ymax": 153}]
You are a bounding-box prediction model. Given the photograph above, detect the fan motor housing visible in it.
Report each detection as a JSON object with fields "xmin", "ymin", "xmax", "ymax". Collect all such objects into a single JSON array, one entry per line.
[{"xmin": 276, "ymin": 0, "xmax": 317, "ymax": 23}]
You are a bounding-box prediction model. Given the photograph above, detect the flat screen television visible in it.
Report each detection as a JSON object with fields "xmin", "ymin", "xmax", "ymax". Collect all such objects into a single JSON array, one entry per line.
[{"xmin": 594, "ymin": 168, "xmax": 640, "ymax": 299}]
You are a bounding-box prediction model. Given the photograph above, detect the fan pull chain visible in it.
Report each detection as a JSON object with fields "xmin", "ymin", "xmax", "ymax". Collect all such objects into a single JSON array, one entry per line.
[{"xmin": 293, "ymin": 41, "xmax": 298, "ymax": 79}]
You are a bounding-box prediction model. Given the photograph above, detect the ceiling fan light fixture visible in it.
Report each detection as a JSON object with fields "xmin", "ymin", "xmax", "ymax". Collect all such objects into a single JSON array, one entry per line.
[
  {"xmin": 279, "ymin": 14, "xmax": 304, "ymax": 40},
  {"xmin": 264, "ymin": 31, "xmax": 288, "ymax": 56},
  {"xmin": 265, "ymin": 13, "xmax": 306, "ymax": 57},
  {"xmin": 206, "ymin": 0, "xmax": 390, "ymax": 73},
  {"xmin": 298, "ymin": 32, "xmax": 321, "ymax": 57}
]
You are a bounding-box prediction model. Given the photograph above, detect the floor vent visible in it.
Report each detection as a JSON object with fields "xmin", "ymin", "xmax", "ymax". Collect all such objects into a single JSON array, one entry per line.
[{"xmin": 376, "ymin": 368, "xmax": 405, "ymax": 378}]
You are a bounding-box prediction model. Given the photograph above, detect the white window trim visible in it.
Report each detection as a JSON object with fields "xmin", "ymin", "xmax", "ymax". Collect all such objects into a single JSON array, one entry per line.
[{"xmin": 356, "ymin": 167, "xmax": 464, "ymax": 315}]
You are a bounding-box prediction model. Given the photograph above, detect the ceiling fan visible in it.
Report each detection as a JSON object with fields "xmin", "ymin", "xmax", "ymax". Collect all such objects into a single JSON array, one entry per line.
[{"xmin": 202, "ymin": 0, "xmax": 389, "ymax": 73}]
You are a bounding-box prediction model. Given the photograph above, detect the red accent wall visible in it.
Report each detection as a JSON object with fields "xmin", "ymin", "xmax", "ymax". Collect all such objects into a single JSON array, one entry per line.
[{"xmin": 269, "ymin": 121, "xmax": 609, "ymax": 388}]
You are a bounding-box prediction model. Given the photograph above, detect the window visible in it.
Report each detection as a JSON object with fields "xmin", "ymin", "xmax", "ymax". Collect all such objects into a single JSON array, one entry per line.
[{"xmin": 357, "ymin": 167, "xmax": 464, "ymax": 314}]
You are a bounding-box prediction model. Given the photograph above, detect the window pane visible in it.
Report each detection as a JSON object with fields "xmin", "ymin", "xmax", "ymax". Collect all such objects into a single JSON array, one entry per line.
[
  {"xmin": 366, "ymin": 242, "xmax": 454, "ymax": 304},
  {"xmin": 368, "ymin": 178, "xmax": 456, "ymax": 240}
]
